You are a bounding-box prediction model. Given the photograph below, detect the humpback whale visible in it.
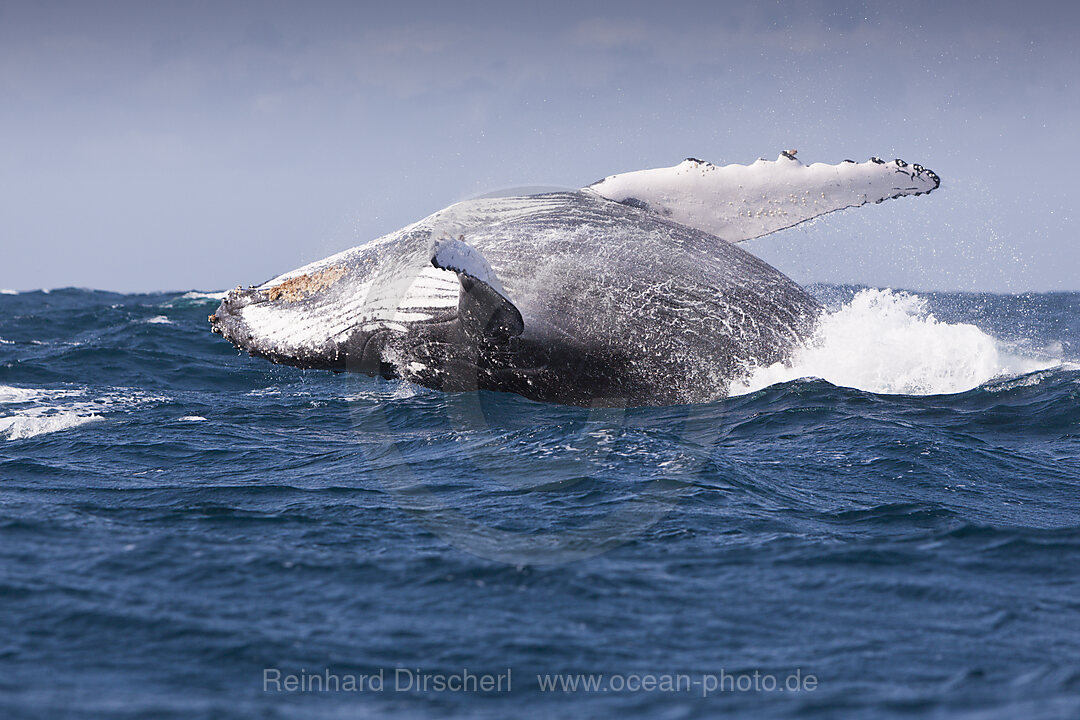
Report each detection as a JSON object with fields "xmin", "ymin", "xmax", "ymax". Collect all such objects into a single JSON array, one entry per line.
[{"xmin": 210, "ymin": 153, "xmax": 939, "ymax": 406}]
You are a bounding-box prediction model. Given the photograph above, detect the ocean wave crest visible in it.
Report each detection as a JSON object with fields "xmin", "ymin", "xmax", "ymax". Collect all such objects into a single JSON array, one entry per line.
[
  {"xmin": 0, "ymin": 384, "xmax": 168, "ymax": 441},
  {"xmin": 731, "ymin": 289, "xmax": 1056, "ymax": 396}
]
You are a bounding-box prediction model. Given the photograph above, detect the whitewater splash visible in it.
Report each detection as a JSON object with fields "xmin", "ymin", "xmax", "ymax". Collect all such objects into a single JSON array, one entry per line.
[
  {"xmin": 0, "ymin": 385, "xmax": 167, "ymax": 441},
  {"xmin": 0, "ymin": 386, "xmax": 101, "ymax": 440},
  {"xmin": 160, "ymin": 291, "xmax": 227, "ymax": 309},
  {"xmin": 175, "ymin": 290, "xmax": 226, "ymax": 302},
  {"xmin": 731, "ymin": 289, "xmax": 1056, "ymax": 397}
]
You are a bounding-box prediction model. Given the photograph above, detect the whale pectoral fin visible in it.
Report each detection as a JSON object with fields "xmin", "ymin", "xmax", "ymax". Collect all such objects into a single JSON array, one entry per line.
[
  {"xmin": 431, "ymin": 236, "xmax": 524, "ymax": 341},
  {"xmin": 585, "ymin": 153, "xmax": 941, "ymax": 243}
]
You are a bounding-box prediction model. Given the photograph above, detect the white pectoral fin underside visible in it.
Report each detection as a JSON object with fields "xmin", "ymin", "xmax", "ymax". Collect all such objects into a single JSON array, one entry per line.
[
  {"xmin": 431, "ymin": 236, "xmax": 524, "ymax": 340},
  {"xmin": 584, "ymin": 153, "xmax": 941, "ymax": 243}
]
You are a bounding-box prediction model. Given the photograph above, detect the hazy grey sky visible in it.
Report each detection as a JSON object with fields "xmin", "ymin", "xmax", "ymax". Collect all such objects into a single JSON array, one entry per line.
[{"xmin": 1, "ymin": 0, "xmax": 1077, "ymax": 292}]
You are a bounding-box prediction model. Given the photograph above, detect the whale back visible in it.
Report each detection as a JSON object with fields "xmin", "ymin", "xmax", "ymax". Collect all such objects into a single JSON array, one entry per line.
[{"xmin": 447, "ymin": 192, "xmax": 820, "ymax": 402}]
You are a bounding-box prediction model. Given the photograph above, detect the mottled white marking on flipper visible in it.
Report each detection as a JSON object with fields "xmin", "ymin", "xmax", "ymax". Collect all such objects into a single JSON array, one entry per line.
[
  {"xmin": 431, "ymin": 236, "xmax": 523, "ymax": 340},
  {"xmin": 432, "ymin": 236, "xmax": 513, "ymax": 303}
]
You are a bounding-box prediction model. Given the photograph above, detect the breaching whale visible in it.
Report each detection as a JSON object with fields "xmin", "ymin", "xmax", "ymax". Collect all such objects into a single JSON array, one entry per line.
[{"xmin": 210, "ymin": 153, "xmax": 939, "ymax": 406}]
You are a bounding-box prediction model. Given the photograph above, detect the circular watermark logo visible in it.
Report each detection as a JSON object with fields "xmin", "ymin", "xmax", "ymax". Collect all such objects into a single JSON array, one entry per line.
[{"xmin": 342, "ymin": 189, "xmax": 719, "ymax": 566}]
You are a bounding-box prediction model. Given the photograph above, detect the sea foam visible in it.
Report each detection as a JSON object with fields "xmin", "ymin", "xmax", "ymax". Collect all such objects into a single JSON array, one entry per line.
[
  {"xmin": 730, "ymin": 289, "xmax": 1054, "ymax": 397},
  {"xmin": 0, "ymin": 413, "xmax": 103, "ymax": 440},
  {"xmin": 0, "ymin": 384, "xmax": 167, "ymax": 441},
  {"xmin": 0, "ymin": 385, "xmax": 103, "ymax": 440}
]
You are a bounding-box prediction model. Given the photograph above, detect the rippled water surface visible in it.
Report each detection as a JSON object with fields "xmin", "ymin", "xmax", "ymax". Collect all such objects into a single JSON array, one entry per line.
[{"xmin": 1, "ymin": 287, "xmax": 1079, "ymax": 718}]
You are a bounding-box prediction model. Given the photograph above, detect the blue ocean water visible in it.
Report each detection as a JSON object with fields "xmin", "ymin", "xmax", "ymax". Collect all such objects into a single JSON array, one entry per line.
[{"xmin": 1, "ymin": 286, "xmax": 1079, "ymax": 718}]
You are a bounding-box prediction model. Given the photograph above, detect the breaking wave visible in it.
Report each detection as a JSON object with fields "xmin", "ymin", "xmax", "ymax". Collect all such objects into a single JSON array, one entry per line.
[
  {"xmin": 732, "ymin": 289, "xmax": 1061, "ymax": 396},
  {"xmin": 0, "ymin": 384, "xmax": 166, "ymax": 441}
]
